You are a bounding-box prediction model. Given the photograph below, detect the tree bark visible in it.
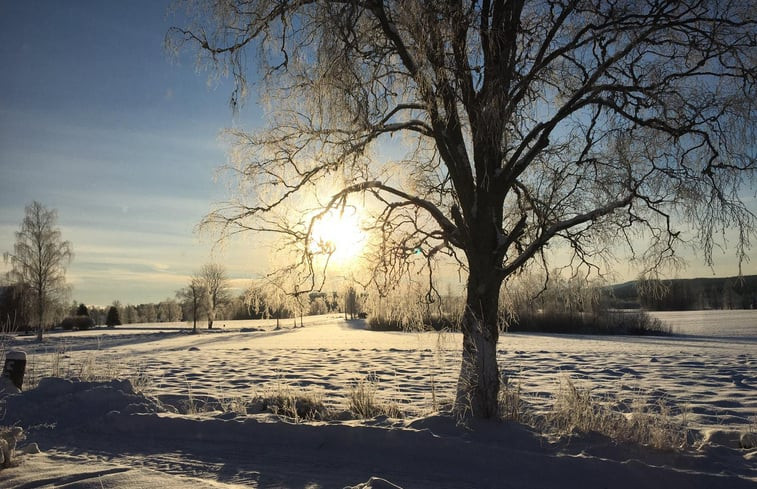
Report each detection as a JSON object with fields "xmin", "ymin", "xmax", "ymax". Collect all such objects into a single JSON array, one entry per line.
[{"xmin": 455, "ymin": 263, "xmax": 503, "ymax": 419}]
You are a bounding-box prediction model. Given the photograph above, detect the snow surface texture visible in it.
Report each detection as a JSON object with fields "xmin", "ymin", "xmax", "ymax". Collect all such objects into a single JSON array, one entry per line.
[{"xmin": 0, "ymin": 312, "xmax": 755, "ymax": 488}]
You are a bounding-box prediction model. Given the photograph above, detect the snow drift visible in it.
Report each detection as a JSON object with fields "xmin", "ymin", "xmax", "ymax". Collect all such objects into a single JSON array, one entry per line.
[{"xmin": 1, "ymin": 376, "xmax": 754, "ymax": 488}]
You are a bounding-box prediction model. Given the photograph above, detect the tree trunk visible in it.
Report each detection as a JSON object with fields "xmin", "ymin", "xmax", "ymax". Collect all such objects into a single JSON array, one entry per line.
[
  {"xmin": 192, "ymin": 296, "xmax": 198, "ymax": 334},
  {"xmin": 454, "ymin": 260, "xmax": 503, "ymax": 418},
  {"xmin": 36, "ymin": 292, "xmax": 44, "ymax": 342}
]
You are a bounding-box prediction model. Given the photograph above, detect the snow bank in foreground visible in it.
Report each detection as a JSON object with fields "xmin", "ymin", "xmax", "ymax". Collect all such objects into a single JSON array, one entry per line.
[
  {"xmin": 1, "ymin": 379, "xmax": 755, "ymax": 488},
  {"xmin": 3, "ymin": 377, "xmax": 166, "ymax": 429}
]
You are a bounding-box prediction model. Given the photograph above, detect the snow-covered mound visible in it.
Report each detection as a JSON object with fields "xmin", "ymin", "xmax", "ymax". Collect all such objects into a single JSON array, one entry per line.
[{"xmin": 3, "ymin": 377, "xmax": 166, "ymax": 430}]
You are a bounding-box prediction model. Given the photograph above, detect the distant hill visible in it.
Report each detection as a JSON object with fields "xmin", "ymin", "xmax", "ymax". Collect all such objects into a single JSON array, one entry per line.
[{"xmin": 609, "ymin": 275, "xmax": 757, "ymax": 310}]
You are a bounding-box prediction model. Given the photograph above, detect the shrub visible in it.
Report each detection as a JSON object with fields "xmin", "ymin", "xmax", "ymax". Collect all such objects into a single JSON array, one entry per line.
[
  {"xmin": 368, "ymin": 316, "xmax": 404, "ymax": 331},
  {"xmin": 618, "ymin": 311, "xmax": 671, "ymax": 335},
  {"xmin": 506, "ymin": 309, "xmax": 671, "ymax": 336},
  {"xmin": 59, "ymin": 316, "xmax": 94, "ymax": 331},
  {"xmin": 369, "ymin": 313, "xmax": 458, "ymax": 332},
  {"xmin": 308, "ymin": 297, "xmax": 329, "ymax": 316}
]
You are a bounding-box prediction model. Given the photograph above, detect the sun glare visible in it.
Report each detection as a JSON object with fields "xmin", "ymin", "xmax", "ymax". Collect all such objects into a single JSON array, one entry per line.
[{"xmin": 309, "ymin": 208, "xmax": 367, "ymax": 266}]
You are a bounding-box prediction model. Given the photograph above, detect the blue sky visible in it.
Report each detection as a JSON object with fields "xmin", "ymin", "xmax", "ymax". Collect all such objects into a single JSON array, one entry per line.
[
  {"xmin": 0, "ymin": 1, "xmax": 264, "ymax": 305},
  {"xmin": 0, "ymin": 1, "xmax": 753, "ymax": 307}
]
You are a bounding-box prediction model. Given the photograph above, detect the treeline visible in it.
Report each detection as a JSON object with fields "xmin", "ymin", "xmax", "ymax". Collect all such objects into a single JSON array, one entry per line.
[
  {"xmin": 0, "ymin": 283, "xmax": 358, "ymax": 333},
  {"xmin": 610, "ymin": 275, "xmax": 757, "ymax": 311},
  {"xmin": 84, "ymin": 300, "xmax": 183, "ymax": 326},
  {"xmin": 364, "ymin": 271, "xmax": 757, "ymax": 334},
  {"xmin": 501, "ymin": 274, "xmax": 670, "ymax": 335},
  {"xmin": 73, "ymin": 290, "xmax": 349, "ymax": 327}
]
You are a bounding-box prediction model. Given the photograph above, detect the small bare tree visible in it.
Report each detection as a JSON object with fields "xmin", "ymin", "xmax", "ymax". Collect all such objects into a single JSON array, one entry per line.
[
  {"xmin": 344, "ymin": 286, "xmax": 359, "ymax": 320},
  {"xmin": 4, "ymin": 201, "xmax": 73, "ymax": 341},
  {"xmin": 177, "ymin": 275, "xmax": 206, "ymax": 334},
  {"xmin": 266, "ymin": 276, "xmax": 298, "ymax": 329},
  {"xmin": 198, "ymin": 263, "xmax": 231, "ymax": 329},
  {"xmin": 170, "ymin": 1, "xmax": 756, "ymax": 418}
]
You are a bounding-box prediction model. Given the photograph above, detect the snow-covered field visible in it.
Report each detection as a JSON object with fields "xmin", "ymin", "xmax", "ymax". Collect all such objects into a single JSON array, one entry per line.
[{"xmin": 0, "ymin": 311, "xmax": 755, "ymax": 488}]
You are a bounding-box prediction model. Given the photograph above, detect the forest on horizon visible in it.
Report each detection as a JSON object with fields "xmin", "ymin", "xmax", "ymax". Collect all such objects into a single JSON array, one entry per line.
[{"xmin": 610, "ymin": 275, "xmax": 757, "ymax": 311}]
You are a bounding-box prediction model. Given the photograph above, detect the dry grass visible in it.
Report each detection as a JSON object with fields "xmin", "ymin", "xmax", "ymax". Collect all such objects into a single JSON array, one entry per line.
[
  {"xmin": 259, "ymin": 386, "xmax": 331, "ymax": 421},
  {"xmin": 347, "ymin": 378, "xmax": 404, "ymax": 419},
  {"xmin": 180, "ymin": 378, "xmax": 205, "ymax": 415},
  {"xmin": 129, "ymin": 367, "xmax": 158, "ymax": 396},
  {"xmin": 539, "ymin": 376, "xmax": 690, "ymax": 450},
  {"xmin": 498, "ymin": 374, "xmax": 526, "ymax": 423},
  {"xmin": 741, "ymin": 417, "xmax": 757, "ymax": 449},
  {"xmin": 21, "ymin": 349, "xmax": 128, "ymax": 391},
  {"xmin": 496, "ymin": 375, "xmax": 692, "ymax": 450},
  {"xmin": 216, "ymin": 392, "xmax": 249, "ymax": 416}
]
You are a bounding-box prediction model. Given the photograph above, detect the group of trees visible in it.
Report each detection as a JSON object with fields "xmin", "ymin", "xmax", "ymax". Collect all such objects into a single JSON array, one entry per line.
[
  {"xmin": 75, "ymin": 300, "xmax": 183, "ymax": 327},
  {"xmin": 177, "ymin": 265, "xmax": 364, "ymax": 332},
  {"xmin": 177, "ymin": 263, "xmax": 231, "ymax": 333}
]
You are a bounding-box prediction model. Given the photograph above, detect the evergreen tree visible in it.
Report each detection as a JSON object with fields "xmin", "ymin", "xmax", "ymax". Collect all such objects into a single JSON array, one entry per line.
[{"xmin": 105, "ymin": 305, "xmax": 121, "ymax": 327}]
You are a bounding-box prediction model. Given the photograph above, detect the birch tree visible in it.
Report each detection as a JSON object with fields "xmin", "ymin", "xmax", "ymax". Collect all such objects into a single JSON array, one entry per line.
[
  {"xmin": 3, "ymin": 201, "xmax": 73, "ymax": 341},
  {"xmin": 170, "ymin": 0, "xmax": 756, "ymax": 418}
]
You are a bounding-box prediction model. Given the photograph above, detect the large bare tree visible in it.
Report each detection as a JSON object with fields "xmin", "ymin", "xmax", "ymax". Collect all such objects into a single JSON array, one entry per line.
[
  {"xmin": 3, "ymin": 201, "xmax": 73, "ymax": 341},
  {"xmin": 169, "ymin": 1, "xmax": 756, "ymax": 418}
]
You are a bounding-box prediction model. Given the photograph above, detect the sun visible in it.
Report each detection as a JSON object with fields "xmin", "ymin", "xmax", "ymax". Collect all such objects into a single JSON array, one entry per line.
[{"xmin": 309, "ymin": 208, "xmax": 367, "ymax": 266}]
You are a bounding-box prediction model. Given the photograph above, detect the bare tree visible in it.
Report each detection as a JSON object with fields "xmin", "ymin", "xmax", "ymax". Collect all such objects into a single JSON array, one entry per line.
[
  {"xmin": 4, "ymin": 201, "xmax": 73, "ymax": 341},
  {"xmin": 198, "ymin": 263, "xmax": 231, "ymax": 329},
  {"xmin": 170, "ymin": 1, "xmax": 756, "ymax": 418},
  {"xmin": 177, "ymin": 275, "xmax": 206, "ymax": 334},
  {"xmin": 344, "ymin": 286, "xmax": 360, "ymax": 320},
  {"xmin": 262, "ymin": 276, "xmax": 297, "ymax": 329}
]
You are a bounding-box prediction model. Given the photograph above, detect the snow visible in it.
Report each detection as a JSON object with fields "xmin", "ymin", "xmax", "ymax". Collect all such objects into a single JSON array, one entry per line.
[{"xmin": 1, "ymin": 313, "xmax": 755, "ymax": 488}]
